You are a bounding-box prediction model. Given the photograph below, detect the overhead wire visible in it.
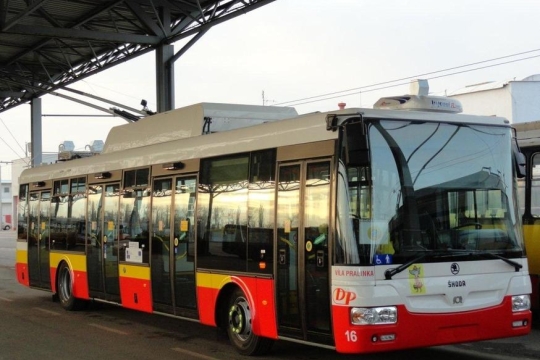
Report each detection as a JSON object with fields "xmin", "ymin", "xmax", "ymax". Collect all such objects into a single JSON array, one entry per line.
[
  {"xmin": 0, "ymin": 117, "xmax": 27, "ymax": 158},
  {"xmin": 275, "ymin": 48, "xmax": 540, "ymax": 107}
]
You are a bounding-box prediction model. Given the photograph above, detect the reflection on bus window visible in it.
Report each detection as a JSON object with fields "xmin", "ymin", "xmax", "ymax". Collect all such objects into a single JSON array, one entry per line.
[{"xmin": 120, "ymin": 188, "xmax": 151, "ymax": 263}]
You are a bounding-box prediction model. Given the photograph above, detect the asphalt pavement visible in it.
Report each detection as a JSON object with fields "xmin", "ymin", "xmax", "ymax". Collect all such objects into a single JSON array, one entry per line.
[{"xmin": 0, "ymin": 229, "xmax": 15, "ymax": 267}]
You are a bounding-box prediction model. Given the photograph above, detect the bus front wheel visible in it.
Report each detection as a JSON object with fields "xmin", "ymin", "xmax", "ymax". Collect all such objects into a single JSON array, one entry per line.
[{"xmin": 226, "ymin": 288, "xmax": 273, "ymax": 356}]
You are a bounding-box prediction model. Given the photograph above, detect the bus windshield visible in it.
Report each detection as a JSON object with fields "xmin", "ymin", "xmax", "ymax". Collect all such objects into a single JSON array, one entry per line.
[{"xmin": 336, "ymin": 119, "xmax": 524, "ymax": 266}]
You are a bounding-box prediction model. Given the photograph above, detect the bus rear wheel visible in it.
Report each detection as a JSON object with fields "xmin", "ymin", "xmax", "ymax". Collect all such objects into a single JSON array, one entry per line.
[
  {"xmin": 226, "ymin": 288, "xmax": 273, "ymax": 356},
  {"xmin": 57, "ymin": 262, "xmax": 84, "ymax": 311}
]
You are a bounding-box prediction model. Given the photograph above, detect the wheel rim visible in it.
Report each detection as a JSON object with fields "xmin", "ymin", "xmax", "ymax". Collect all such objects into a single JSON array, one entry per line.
[
  {"xmin": 58, "ymin": 266, "xmax": 72, "ymax": 302},
  {"xmin": 228, "ymin": 296, "xmax": 252, "ymax": 342}
]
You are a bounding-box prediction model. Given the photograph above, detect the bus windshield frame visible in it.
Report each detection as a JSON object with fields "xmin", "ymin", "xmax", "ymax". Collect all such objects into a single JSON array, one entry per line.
[{"xmin": 336, "ymin": 118, "xmax": 525, "ymax": 266}]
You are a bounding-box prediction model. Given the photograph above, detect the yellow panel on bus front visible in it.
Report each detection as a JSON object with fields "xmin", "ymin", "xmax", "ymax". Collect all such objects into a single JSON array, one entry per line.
[
  {"xmin": 15, "ymin": 241, "xmax": 29, "ymax": 286},
  {"xmin": 50, "ymin": 252, "xmax": 89, "ymax": 299},
  {"xmin": 119, "ymin": 264, "xmax": 152, "ymax": 313}
]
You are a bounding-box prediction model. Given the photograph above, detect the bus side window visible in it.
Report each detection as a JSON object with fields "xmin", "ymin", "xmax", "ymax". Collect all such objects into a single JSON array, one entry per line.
[{"xmin": 531, "ymin": 153, "xmax": 540, "ymax": 217}]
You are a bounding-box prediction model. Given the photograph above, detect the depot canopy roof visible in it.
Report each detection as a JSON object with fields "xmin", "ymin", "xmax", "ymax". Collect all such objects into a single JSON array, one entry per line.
[{"xmin": 0, "ymin": 0, "xmax": 274, "ymax": 114}]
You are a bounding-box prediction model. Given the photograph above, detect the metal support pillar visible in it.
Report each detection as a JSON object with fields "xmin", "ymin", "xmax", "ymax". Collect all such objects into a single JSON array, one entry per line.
[
  {"xmin": 30, "ymin": 97, "xmax": 43, "ymax": 167},
  {"xmin": 156, "ymin": 44, "xmax": 175, "ymax": 113}
]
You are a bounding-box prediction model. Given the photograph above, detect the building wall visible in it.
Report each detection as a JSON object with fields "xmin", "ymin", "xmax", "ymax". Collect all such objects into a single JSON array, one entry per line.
[
  {"xmin": 510, "ymin": 82, "xmax": 540, "ymax": 123},
  {"xmin": 452, "ymin": 86, "xmax": 511, "ymax": 120},
  {"xmin": 449, "ymin": 79, "xmax": 540, "ymax": 123},
  {"xmin": 1, "ymin": 180, "xmax": 12, "ymax": 228}
]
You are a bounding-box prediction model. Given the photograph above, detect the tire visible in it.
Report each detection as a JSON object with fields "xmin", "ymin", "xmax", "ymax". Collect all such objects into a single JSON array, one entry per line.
[
  {"xmin": 57, "ymin": 262, "xmax": 84, "ymax": 311},
  {"xmin": 226, "ymin": 288, "xmax": 273, "ymax": 356}
]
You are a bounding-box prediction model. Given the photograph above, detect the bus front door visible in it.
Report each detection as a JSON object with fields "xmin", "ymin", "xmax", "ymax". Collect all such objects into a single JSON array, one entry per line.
[
  {"xmin": 87, "ymin": 183, "xmax": 121, "ymax": 301},
  {"xmin": 151, "ymin": 176, "xmax": 197, "ymax": 316},
  {"xmin": 28, "ymin": 191, "xmax": 51, "ymax": 289},
  {"xmin": 276, "ymin": 160, "xmax": 332, "ymax": 344}
]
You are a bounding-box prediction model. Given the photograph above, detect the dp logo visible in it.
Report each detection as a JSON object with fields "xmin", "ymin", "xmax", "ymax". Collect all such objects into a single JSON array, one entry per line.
[{"xmin": 333, "ymin": 288, "xmax": 357, "ymax": 305}]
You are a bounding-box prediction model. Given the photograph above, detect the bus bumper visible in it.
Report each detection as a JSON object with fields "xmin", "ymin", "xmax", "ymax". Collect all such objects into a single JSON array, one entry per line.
[{"xmin": 332, "ymin": 296, "xmax": 531, "ymax": 354}]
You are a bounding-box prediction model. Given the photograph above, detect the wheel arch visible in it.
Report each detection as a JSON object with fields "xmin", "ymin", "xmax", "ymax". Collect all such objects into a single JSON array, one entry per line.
[
  {"xmin": 215, "ymin": 282, "xmax": 238, "ymax": 329},
  {"xmin": 50, "ymin": 253, "xmax": 89, "ymax": 300},
  {"xmin": 214, "ymin": 277, "xmax": 259, "ymax": 328},
  {"xmin": 51, "ymin": 257, "xmax": 72, "ymax": 294}
]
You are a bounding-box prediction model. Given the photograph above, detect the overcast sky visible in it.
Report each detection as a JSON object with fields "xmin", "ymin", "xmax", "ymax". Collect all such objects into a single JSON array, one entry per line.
[{"xmin": 1, "ymin": 0, "xmax": 540, "ymax": 179}]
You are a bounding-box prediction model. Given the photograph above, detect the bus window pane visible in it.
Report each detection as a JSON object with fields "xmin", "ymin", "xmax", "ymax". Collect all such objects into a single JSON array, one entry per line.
[
  {"xmin": 517, "ymin": 178, "xmax": 525, "ymax": 217},
  {"xmin": 18, "ymin": 184, "xmax": 29, "ymax": 242},
  {"xmin": 50, "ymin": 195, "xmax": 69, "ymax": 250},
  {"xmin": 68, "ymin": 193, "xmax": 87, "ymax": 252},
  {"xmin": 531, "ymin": 153, "xmax": 540, "ymax": 216},
  {"xmin": 198, "ymin": 154, "xmax": 249, "ymax": 271},
  {"xmin": 120, "ymin": 188, "xmax": 150, "ymax": 263}
]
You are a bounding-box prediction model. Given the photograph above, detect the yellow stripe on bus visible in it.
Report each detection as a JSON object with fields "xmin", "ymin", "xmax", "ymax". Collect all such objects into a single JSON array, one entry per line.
[
  {"xmin": 15, "ymin": 242, "xmax": 28, "ymax": 264},
  {"xmin": 524, "ymin": 225, "xmax": 540, "ymax": 275},
  {"xmin": 50, "ymin": 252, "xmax": 87, "ymax": 272},
  {"xmin": 119, "ymin": 264, "xmax": 150, "ymax": 280},
  {"xmin": 16, "ymin": 250, "xmax": 27, "ymax": 264},
  {"xmin": 196, "ymin": 272, "xmax": 231, "ymax": 289}
]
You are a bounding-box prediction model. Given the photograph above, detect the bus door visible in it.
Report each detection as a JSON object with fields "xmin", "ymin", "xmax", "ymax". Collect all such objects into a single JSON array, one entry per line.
[
  {"xmin": 151, "ymin": 176, "xmax": 197, "ymax": 315},
  {"xmin": 87, "ymin": 183, "xmax": 121, "ymax": 300},
  {"xmin": 28, "ymin": 191, "xmax": 51, "ymax": 289},
  {"xmin": 276, "ymin": 160, "xmax": 332, "ymax": 343}
]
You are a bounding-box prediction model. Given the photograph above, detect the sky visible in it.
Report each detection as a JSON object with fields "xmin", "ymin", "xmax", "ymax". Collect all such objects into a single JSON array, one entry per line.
[{"xmin": 1, "ymin": 0, "xmax": 540, "ymax": 180}]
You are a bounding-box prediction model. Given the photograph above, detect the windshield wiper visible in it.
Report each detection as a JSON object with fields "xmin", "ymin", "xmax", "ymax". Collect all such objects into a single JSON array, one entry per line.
[
  {"xmin": 475, "ymin": 251, "xmax": 523, "ymax": 272},
  {"xmin": 384, "ymin": 252, "xmax": 428, "ymax": 280},
  {"xmin": 384, "ymin": 250, "xmax": 459, "ymax": 280},
  {"xmin": 384, "ymin": 250, "xmax": 523, "ymax": 280}
]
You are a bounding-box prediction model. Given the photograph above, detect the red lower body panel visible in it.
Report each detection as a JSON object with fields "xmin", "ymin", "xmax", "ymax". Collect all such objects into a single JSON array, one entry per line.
[
  {"xmin": 119, "ymin": 276, "xmax": 152, "ymax": 313},
  {"xmin": 16, "ymin": 263, "xmax": 29, "ymax": 286},
  {"xmin": 332, "ymin": 296, "xmax": 531, "ymax": 354}
]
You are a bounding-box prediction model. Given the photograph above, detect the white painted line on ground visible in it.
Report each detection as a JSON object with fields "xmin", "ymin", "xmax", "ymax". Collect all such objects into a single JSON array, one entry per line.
[
  {"xmin": 33, "ymin": 307, "xmax": 60, "ymax": 316},
  {"xmin": 88, "ymin": 323, "xmax": 129, "ymax": 335},
  {"xmin": 172, "ymin": 347, "xmax": 221, "ymax": 360}
]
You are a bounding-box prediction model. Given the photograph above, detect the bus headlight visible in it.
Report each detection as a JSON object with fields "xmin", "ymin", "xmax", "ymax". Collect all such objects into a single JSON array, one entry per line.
[
  {"xmin": 512, "ymin": 295, "xmax": 531, "ymax": 312},
  {"xmin": 351, "ymin": 307, "xmax": 397, "ymax": 325}
]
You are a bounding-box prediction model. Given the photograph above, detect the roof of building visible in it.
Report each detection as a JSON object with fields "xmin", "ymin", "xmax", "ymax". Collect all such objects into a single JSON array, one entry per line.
[{"xmin": 448, "ymin": 74, "xmax": 540, "ymax": 96}]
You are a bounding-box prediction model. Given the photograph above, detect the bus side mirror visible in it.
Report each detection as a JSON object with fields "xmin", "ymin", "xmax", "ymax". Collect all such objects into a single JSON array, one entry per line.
[
  {"xmin": 344, "ymin": 122, "xmax": 369, "ymax": 166},
  {"xmin": 515, "ymin": 151, "xmax": 526, "ymax": 178}
]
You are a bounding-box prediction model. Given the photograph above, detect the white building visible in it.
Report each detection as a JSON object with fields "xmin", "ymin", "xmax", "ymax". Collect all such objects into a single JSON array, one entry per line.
[
  {"xmin": 448, "ymin": 74, "xmax": 540, "ymax": 123},
  {"xmin": 1, "ymin": 178, "xmax": 12, "ymax": 229}
]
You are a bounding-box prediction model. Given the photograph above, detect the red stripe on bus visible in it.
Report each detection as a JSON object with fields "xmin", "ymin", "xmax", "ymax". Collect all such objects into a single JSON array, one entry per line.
[
  {"xmin": 50, "ymin": 266, "xmax": 57, "ymax": 292},
  {"xmin": 119, "ymin": 276, "xmax": 152, "ymax": 313},
  {"xmin": 197, "ymin": 286, "xmax": 218, "ymax": 326},
  {"xmin": 16, "ymin": 263, "xmax": 29, "ymax": 286},
  {"xmin": 72, "ymin": 270, "xmax": 89, "ymax": 299}
]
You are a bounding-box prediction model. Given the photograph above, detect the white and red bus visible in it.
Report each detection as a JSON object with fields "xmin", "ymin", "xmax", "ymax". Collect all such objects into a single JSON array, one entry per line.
[{"xmin": 16, "ymin": 83, "xmax": 531, "ymax": 355}]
